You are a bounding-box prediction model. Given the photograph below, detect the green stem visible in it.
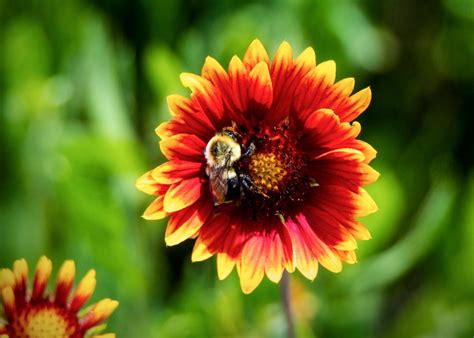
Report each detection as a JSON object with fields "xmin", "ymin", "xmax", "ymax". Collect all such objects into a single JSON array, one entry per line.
[{"xmin": 280, "ymin": 271, "xmax": 296, "ymax": 338}]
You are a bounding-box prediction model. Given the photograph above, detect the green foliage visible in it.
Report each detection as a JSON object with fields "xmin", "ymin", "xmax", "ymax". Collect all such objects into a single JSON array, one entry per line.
[{"xmin": 0, "ymin": 0, "xmax": 472, "ymax": 337}]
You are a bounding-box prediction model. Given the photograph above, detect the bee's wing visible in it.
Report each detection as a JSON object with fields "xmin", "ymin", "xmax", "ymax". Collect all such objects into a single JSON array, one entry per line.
[
  {"xmin": 209, "ymin": 153, "xmax": 236, "ymax": 204},
  {"xmin": 208, "ymin": 166, "xmax": 229, "ymax": 204}
]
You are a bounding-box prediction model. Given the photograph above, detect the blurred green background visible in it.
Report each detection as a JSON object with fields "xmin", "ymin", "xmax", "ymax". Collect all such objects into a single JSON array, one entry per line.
[{"xmin": 1, "ymin": 0, "xmax": 473, "ymax": 337}]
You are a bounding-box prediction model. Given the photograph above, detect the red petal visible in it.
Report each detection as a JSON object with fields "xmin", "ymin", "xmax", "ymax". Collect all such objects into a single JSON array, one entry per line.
[
  {"xmin": 309, "ymin": 185, "xmax": 378, "ymax": 219},
  {"xmin": 293, "ymin": 60, "xmax": 337, "ymax": 118},
  {"xmin": 202, "ymin": 57, "xmax": 241, "ymax": 121},
  {"xmin": 292, "ymin": 213, "xmax": 342, "ymax": 273},
  {"xmin": 152, "ymin": 160, "xmax": 203, "ymax": 185},
  {"xmin": 234, "ymin": 219, "xmax": 294, "ymax": 292},
  {"xmin": 165, "ymin": 196, "xmax": 213, "ymax": 246},
  {"xmin": 136, "ymin": 170, "xmax": 169, "ymax": 196},
  {"xmin": 286, "ymin": 217, "xmax": 319, "ymax": 280},
  {"xmin": 301, "ymin": 109, "xmax": 363, "ymax": 157},
  {"xmin": 160, "ymin": 134, "xmax": 206, "ymax": 162},
  {"xmin": 249, "ymin": 61, "xmax": 273, "ymax": 110},
  {"xmin": 1, "ymin": 287, "xmax": 15, "ymax": 321},
  {"xmin": 192, "ymin": 213, "xmax": 231, "ymax": 261},
  {"xmin": 271, "ymin": 46, "xmax": 316, "ymax": 124},
  {"xmin": 79, "ymin": 298, "xmax": 118, "ymax": 331},
  {"xmin": 237, "ymin": 235, "xmax": 266, "ymax": 294},
  {"xmin": 243, "ymin": 39, "xmax": 270, "ymax": 70},
  {"xmin": 70, "ymin": 270, "xmax": 96, "ymax": 313},
  {"xmin": 13, "ymin": 259, "xmax": 28, "ymax": 306},
  {"xmin": 180, "ymin": 73, "xmax": 226, "ymax": 129},
  {"xmin": 228, "ymin": 56, "xmax": 250, "ymax": 120},
  {"xmin": 163, "ymin": 177, "xmax": 205, "ymax": 213},
  {"xmin": 143, "ymin": 196, "xmax": 168, "ymax": 220},
  {"xmin": 349, "ymin": 139, "xmax": 377, "ymax": 164},
  {"xmin": 268, "ymin": 41, "xmax": 293, "ymax": 124},
  {"xmin": 309, "ymin": 148, "xmax": 380, "ymax": 191},
  {"xmin": 166, "ymin": 94, "xmax": 195, "ymax": 117},
  {"xmin": 32, "ymin": 256, "xmax": 52, "ymax": 302},
  {"xmin": 55, "ymin": 260, "xmax": 75, "ymax": 306},
  {"xmin": 336, "ymin": 87, "xmax": 372, "ymax": 122},
  {"xmin": 300, "ymin": 206, "xmax": 357, "ymax": 250},
  {"xmin": 217, "ymin": 253, "xmax": 236, "ymax": 280},
  {"xmin": 264, "ymin": 222, "xmax": 294, "ymax": 283}
]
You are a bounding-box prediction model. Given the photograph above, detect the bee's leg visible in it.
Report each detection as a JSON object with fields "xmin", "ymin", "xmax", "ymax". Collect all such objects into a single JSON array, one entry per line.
[
  {"xmin": 239, "ymin": 171, "xmax": 270, "ymax": 199},
  {"xmin": 241, "ymin": 142, "xmax": 256, "ymax": 159},
  {"xmin": 240, "ymin": 174, "xmax": 254, "ymax": 192}
]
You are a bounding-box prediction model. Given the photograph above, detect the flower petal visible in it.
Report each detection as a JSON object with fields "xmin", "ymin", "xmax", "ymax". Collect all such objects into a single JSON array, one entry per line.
[
  {"xmin": 270, "ymin": 41, "xmax": 293, "ymax": 122},
  {"xmin": 217, "ymin": 253, "xmax": 236, "ymax": 280},
  {"xmin": 0, "ymin": 269, "xmax": 15, "ymax": 290},
  {"xmin": 228, "ymin": 55, "xmax": 250, "ymax": 117},
  {"xmin": 160, "ymin": 134, "xmax": 206, "ymax": 162},
  {"xmin": 286, "ymin": 217, "xmax": 319, "ymax": 280},
  {"xmin": 1, "ymin": 287, "xmax": 15, "ymax": 321},
  {"xmin": 309, "ymin": 148, "xmax": 380, "ymax": 191},
  {"xmin": 249, "ymin": 61, "xmax": 273, "ymax": 110},
  {"xmin": 243, "ymin": 39, "xmax": 270, "ymax": 70},
  {"xmin": 180, "ymin": 73, "xmax": 225, "ymax": 128},
  {"xmin": 152, "ymin": 160, "xmax": 203, "ymax": 185},
  {"xmin": 336, "ymin": 87, "xmax": 372, "ymax": 122},
  {"xmin": 301, "ymin": 206, "xmax": 358, "ymax": 250},
  {"xmin": 163, "ymin": 177, "xmax": 204, "ymax": 213},
  {"xmin": 143, "ymin": 196, "xmax": 168, "ymax": 220},
  {"xmin": 237, "ymin": 236, "xmax": 266, "ymax": 294},
  {"xmin": 294, "ymin": 213, "xmax": 342, "ymax": 273},
  {"xmin": 167, "ymin": 94, "xmax": 194, "ymax": 117},
  {"xmin": 309, "ymin": 185, "xmax": 378, "ymax": 219},
  {"xmin": 13, "ymin": 259, "xmax": 28, "ymax": 302},
  {"xmin": 265, "ymin": 224, "xmax": 294, "ymax": 283},
  {"xmin": 135, "ymin": 170, "xmax": 168, "ymax": 196},
  {"xmin": 294, "ymin": 60, "xmax": 337, "ymax": 117},
  {"xmin": 191, "ymin": 213, "xmax": 231, "ymax": 262},
  {"xmin": 55, "ymin": 260, "xmax": 75, "ymax": 306},
  {"xmin": 32, "ymin": 256, "xmax": 52, "ymax": 301},
  {"xmin": 80, "ymin": 299, "xmax": 119, "ymax": 331},
  {"xmin": 70, "ymin": 270, "xmax": 96, "ymax": 313},
  {"xmin": 163, "ymin": 95, "xmax": 215, "ymax": 140},
  {"xmin": 337, "ymin": 249, "xmax": 358, "ymax": 264},
  {"xmin": 270, "ymin": 46, "xmax": 316, "ymax": 124},
  {"xmin": 301, "ymin": 109, "xmax": 365, "ymax": 157},
  {"xmin": 165, "ymin": 196, "xmax": 213, "ymax": 246},
  {"xmin": 202, "ymin": 56, "xmax": 241, "ymax": 118}
]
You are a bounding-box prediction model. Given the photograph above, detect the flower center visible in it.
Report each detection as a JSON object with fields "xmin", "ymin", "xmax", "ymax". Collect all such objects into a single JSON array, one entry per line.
[
  {"xmin": 10, "ymin": 303, "xmax": 78, "ymax": 338},
  {"xmin": 248, "ymin": 152, "xmax": 288, "ymax": 193},
  {"xmin": 229, "ymin": 121, "xmax": 312, "ymax": 219}
]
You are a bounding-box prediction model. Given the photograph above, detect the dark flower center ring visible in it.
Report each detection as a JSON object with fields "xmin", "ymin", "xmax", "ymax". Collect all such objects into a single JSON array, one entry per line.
[{"xmin": 234, "ymin": 123, "xmax": 311, "ymax": 219}]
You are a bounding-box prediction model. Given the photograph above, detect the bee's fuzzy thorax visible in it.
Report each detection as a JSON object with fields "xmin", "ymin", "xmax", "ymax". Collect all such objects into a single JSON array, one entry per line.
[{"xmin": 205, "ymin": 133, "xmax": 241, "ymax": 167}]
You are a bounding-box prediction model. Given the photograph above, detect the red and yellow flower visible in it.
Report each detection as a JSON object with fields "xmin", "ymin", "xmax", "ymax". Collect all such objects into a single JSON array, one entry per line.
[
  {"xmin": 137, "ymin": 39, "xmax": 379, "ymax": 293},
  {"xmin": 0, "ymin": 256, "xmax": 118, "ymax": 338}
]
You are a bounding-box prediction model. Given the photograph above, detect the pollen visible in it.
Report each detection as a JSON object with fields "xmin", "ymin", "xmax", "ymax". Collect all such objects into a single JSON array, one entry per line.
[{"xmin": 248, "ymin": 152, "xmax": 288, "ymax": 192}]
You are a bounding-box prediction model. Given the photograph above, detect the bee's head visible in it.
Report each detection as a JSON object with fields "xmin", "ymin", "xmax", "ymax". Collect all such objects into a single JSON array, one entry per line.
[{"xmin": 205, "ymin": 134, "xmax": 242, "ymax": 167}]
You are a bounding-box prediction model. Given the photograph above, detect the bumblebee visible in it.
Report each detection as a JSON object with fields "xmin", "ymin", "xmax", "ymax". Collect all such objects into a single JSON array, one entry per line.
[{"xmin": 204, "ymin": 129, "xmax": 255, "ymax": 205}]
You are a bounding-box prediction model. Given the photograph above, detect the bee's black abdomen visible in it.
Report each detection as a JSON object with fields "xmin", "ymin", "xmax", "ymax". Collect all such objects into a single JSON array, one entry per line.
[{"xmin": 226, "ymin": 175, "xmax": 240, "ymax": 201}]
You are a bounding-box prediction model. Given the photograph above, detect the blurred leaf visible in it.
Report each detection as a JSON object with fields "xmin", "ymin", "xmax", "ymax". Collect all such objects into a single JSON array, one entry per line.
[{"xmin": 352, "ymin": 178, "xmax": 458, "ymax": 292}]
